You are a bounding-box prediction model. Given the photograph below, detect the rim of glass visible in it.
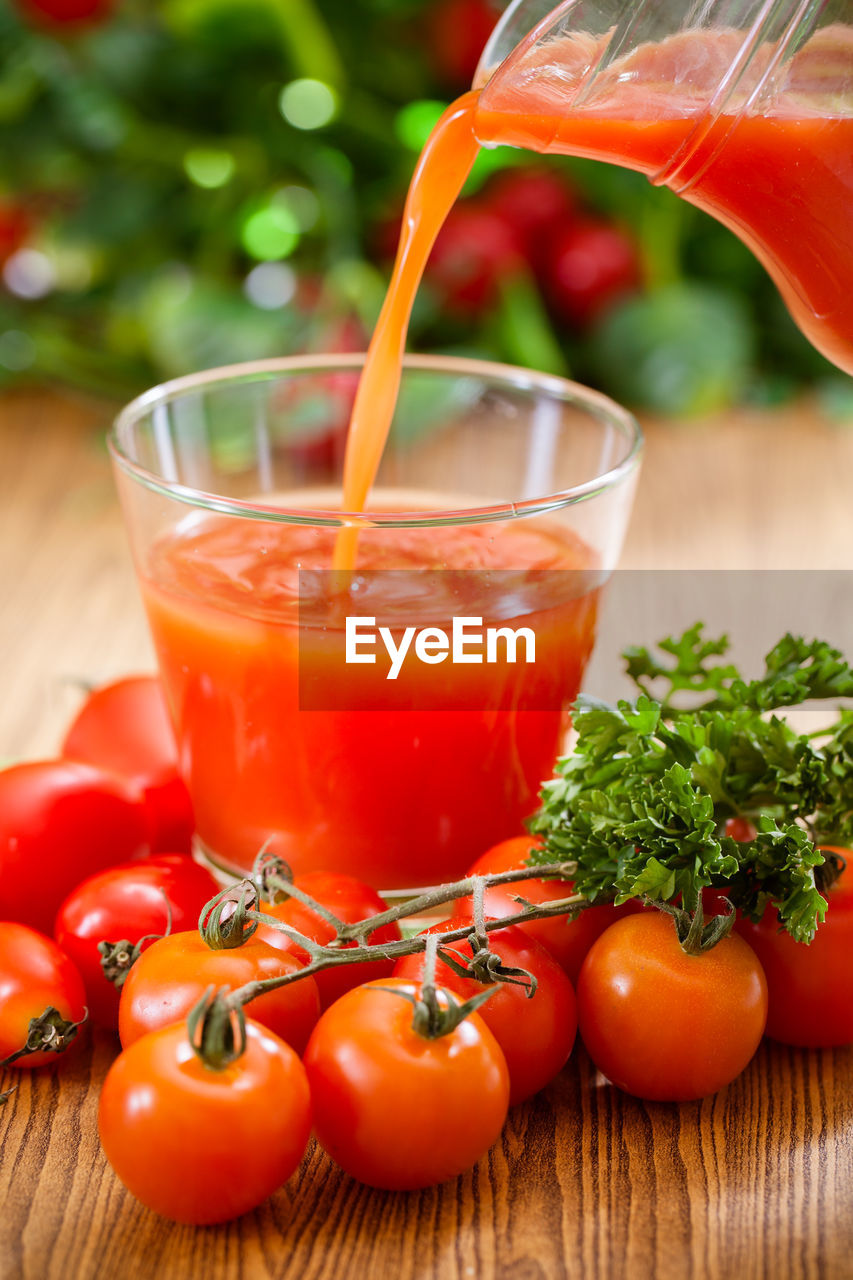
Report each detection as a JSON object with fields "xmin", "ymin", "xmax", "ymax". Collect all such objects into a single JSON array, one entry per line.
[{"xmin": 109, "ymin": 353, "xmax": 643, "ymax": 528}]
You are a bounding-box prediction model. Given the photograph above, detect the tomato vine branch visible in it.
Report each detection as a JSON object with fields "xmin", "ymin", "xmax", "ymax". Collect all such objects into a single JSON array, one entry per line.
[{"xmin": 191, "ymin": 864, "xmax": 586, "ymax": 1017}]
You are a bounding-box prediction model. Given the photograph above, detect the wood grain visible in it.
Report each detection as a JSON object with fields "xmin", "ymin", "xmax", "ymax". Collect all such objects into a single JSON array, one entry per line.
[
  {"xmin": 2, "ymin": 1035, "xmax": 851, "ymax": 1280},
  {"xmin": 1, "ymin": 389, "xmax": 853, "ymax": 1280}
]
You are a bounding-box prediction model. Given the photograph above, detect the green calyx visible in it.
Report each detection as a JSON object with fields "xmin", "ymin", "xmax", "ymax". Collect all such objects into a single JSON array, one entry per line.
[
  {"xmin": 652, "ymin": 897, "xmax": 736, "ymax": 955},
  {"xmin": 200, "ymin": 882, "xmax": 259, "ymax": 950},
  {"xmin": 187, "ymin": 987, "xmax": 247, "ymax": 1071},
  {"xmin": 251, "ymin": 848, "xmax": 296, "ymax": 905},
  {"xmin": 0, "ymin": 1005, "xmax": 88, "ymax": 1069},
  {"xmin": 438, "ymin": 934, "xmax": 538, "ymax": 996},
  {"xmin": 99, "ymin": 892, "xmax": 174, "ymax": 987},
  {"xmin": 374, "ymin": 931, "xmax": 500, "ymax": 1039},
  {"xmin": 98, "ymin": 938, "xmax": 142, "ymax": 987},
  {"xmin": 375, "ymin": 981, "xmax": 499, "ymax": 1040}
]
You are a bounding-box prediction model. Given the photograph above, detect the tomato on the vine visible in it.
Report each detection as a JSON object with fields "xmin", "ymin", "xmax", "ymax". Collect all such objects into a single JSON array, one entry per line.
[
  {"xmin": 577, "ymin": 912, "xmax": 768, "ymax": 1101},
  {"xmin": 118, "ymin": 930, "xmax": 320, "ymax": 1055},
  {"xmin": 735, "ymin": 847, "xmax": 853, "ymax": 1047},
  {"xmin": 393, "ymin": 916, "xmax": 576, "ymax": 1104},
  {"xmin": 0, "ymin": 201, "xmax": 30, "ymax": 266},
  {"xmin": 16, "ymin": 0, "xmax": 113, "ymax": 26},
  {"xmin": 425, "ymin": 204, "xmax": 523, "ymax": 317},
  {"xmin": 257, "ymin": 871, "xmax": 401, "ymax": 1010},
  {"xmin": 0, "ymin": 923, "xmax": 87, "ymax": 1070},
  {"xmin": 277, "ymin": 310, "xmax": 365, "ymax": 471},
  {"xmin": 304, "ymin": 978, "xmax": 509, "ymax": 1189},
  {"xmin": 426, "ymin": 0, "xmax": 498, "ymax": 87},
  {"xmin": 725, "ymin": 816, "xmax": 758, "ymax": 843},
  {"xmin": 0, "ymin": 761, "xmax": 149, "ymax": 934},
  {"xmin": 484, "ymin": 167, "xmax": 577, "ymax": 267},
  {"xmin": 54, "ymin": 855, "xmax": 220, "ymax": 1029},
  {"xmin": 62, "ymin": 675, "xmax": 194, "ymax": 854},
  {"xmin": 455, "ymin": 835, "xmax": 631, "ymax": 982},
  {"xmin": 99, "ymin": 1018, "xmax": 311, "ymax": 1224},
  {"xmin": 544, "ymin": 218, "xmax": 640, "ymax": 328}
]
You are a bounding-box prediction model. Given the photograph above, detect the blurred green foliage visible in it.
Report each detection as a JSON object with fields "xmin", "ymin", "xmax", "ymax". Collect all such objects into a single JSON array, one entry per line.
[{"xmin": 0, "ymin": 0, "xmax": 848, "ymax": 414}]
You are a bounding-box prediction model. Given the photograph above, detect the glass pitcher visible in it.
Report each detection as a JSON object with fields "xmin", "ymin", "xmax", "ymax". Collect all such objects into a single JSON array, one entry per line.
[{"xmin": 473, "ymin": 0, "xmax": 853, "ymax": 375}]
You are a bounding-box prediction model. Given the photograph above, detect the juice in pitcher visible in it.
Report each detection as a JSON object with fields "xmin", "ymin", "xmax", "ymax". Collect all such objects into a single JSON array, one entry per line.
[{"xmin": 475, "ymin": 4, "xmax": 853, "ymax": 374}]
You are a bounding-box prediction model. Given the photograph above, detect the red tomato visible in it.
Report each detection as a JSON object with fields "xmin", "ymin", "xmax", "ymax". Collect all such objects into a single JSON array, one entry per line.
[
  {"xmin": 455, "ymin": 835, "xmax": 630, "ymax": 983},
  {"xmin": 393, "ymin": 916, "xmax": 576, "ymax": 1104},
  {"xmin": 54, "ymin": 855, "xmax": 221, "ymax": 1030},
  {"xmin": 427, "ymin": 0, "xmax": 498, "ymax": 87},
  {"xmin": 735, "ymin": 848, "xmax": 853, "ymax": 1047},
  {"xmin": 257, "ymin": 872, "xmax": 401, "ymax": 1010},
  {"xmin": 577, "ymin": 913, "xmax": 768, "ymax": 1101},
  {"xmin": 725, "ymin": 816, "xmax": 758, "ymax": 842},
  {"xmin": 485, "ymin": 167, "xmax": 577, "ymax": 265},
  {"xmin": 274, "ymin": 305, "xmax": 365, "ymax": 471},
  {"xmin": 16, "ymin": 0, "xmax": 113, "ymax": 25},
  {"xmin": 118, "ymin": 930, "xmax": 320, "ymax": 1056},
  {"xmin": 425, "ymin": 204, "xmax": 523, "ymax": 316},
  {"xmin": 0, "ymin": 761, "xmax": 149, "ymax": 934},
  {"xmin": 0, "ymin": 923, "xmax": 87, "ymax": 1070},
  {"xmin": 545, "ymin": 218, "xmax": 640, "ymax": 327},
  {"xmin": 304, "ymin": 978, "xmax": 509, "ymax": 1188},
  {"xmin": 699, "ymin": 886, "xmax": 737, "ymax": 918},
  {"xmin": 99, "ymin": 1018, "xmax": 311, "ymax": 1224},
  {"xmin": 62, "ymin": 675, "xmax": 194, "ymax": 854},
  {"xmin": 0, "ymin": 201, "xmax": 30, "ymax": 266}
]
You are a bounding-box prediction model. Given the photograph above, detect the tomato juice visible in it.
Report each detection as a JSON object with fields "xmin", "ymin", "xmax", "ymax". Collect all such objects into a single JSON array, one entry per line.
[{"xmin": 143, "ymin": 510, "xmax": 600, "ymax": 887}]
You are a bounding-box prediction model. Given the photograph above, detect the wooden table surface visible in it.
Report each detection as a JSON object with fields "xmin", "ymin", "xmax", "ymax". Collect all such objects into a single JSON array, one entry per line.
[{"xmin": 1, "ymin": 388, "xmax": 853, "ymax": 1280}]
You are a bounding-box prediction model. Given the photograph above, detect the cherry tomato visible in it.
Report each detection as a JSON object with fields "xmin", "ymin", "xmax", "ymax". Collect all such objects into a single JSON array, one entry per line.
[
  {"xmin": 257, "ymin": 872, "xmax": 401, "ymax": 1010},
  {"xmin": 393, "ymin": 916, "xmax": 576, "ymax": 1104},
  {"xmin": 699, "ymin": 886, "xmax": 738, "ymax": 918},
  {"xmin": 271, "ymin": 300, "xmax": 365, "ymax": 472},
  {"xmin": 0, "ymin": 761, "xmax": 149, "ymax": 934},
  {"xmin": 455, "ymin": 835, "xmax": 630, "ymax": 983},
  {"xmin": 485, "ymin": 167, "xmax": 577, "ymax": 266},
  {"xmin": 425, "ymin": 204, "xmax": 523, "ymax": 316},
  {"xmin": 734, "ymin": 848, "xmax": 853, "ymax": 1047},
  {"xmin": 16, "ymin": 0, "xmax": 113, "ymax": 26},
  {"xmin": 99, "ymin": 1018, "xmax": 311, "ymax": 1224},
  {"xmin": 62, "ymin": 675, "xmax": 194, "ymax": 854},
  {"xmin": 54, "ymin": 855, "xmax": 220, "ymax": 1029},
  {"xmin": 304, "ymin": 978, "xmax": 509, "ymax": 1189},
  {"xmin": 0, "ymin": 201, "xmax": 31, "ymax": 266},
  {"xmin": 0, "ymin": 923, "xmax": 87, "ymax": 1070},
  {"xmin": 725, "ymin": 816, "xmax": 758, "ymax": 842},
  {"xmin": 545, "ymin": 218, "xmax": 640, "ymax": 328},
  {"xmin": 577, "ymin": 913, "xmax": 768, "ymax": 1101},
  {"xmin": 118, "ymin": 930, "xmax": 320, "ymax": 1055},
  {"xmin": 426, "ymin": 0, "xmax": 498, "ymax": 87}
]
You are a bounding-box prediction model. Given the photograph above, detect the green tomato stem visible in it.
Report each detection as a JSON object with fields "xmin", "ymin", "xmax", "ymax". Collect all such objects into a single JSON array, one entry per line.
[
  {"xmin": 0, "ymin": 1006, "xmax": 88, "ymax": 1069},
  {"xmin": 223, "ymin": 886, "xmax": 585, "ymax": 1011}
]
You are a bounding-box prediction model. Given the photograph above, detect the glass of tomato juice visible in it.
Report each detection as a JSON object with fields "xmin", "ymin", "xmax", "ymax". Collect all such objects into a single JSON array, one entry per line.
[{"xmin": 109, "ymin": 354, "xmax": 641, "ymax": 891}]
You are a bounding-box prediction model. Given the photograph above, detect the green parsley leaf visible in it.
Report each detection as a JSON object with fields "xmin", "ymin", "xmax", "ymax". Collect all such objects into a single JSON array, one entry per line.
[{"xmin": 529, "ymin": 625, "xmax": 853, "ymax": 944}]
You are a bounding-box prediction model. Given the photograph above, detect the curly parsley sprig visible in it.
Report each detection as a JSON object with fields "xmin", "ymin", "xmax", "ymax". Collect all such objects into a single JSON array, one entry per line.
[{"xmin": 530, "ymin": 626, "xmax": 853, "ymax": 943}]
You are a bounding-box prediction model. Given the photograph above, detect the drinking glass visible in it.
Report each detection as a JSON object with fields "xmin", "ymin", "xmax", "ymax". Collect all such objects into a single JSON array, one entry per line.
[{"xmin": 110, "ymin": 354, "xmax": 641, "ymax": 891}]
